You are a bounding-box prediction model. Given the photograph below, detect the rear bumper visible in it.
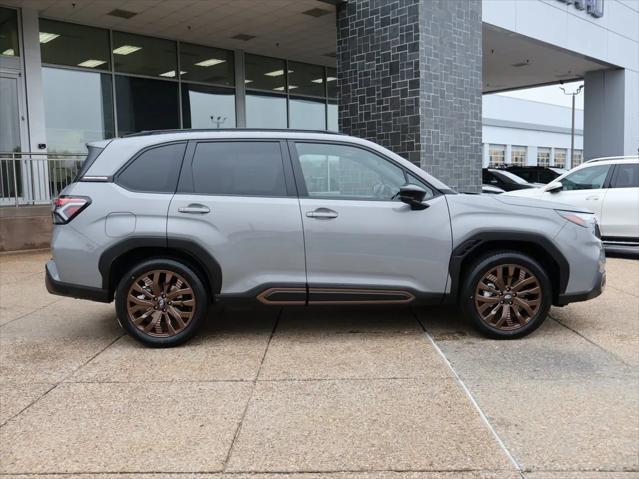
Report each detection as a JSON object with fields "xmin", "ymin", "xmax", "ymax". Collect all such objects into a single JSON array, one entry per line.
[{"xmin": 45, "ymin": 260, "xmax": 111, "ymax": 303}]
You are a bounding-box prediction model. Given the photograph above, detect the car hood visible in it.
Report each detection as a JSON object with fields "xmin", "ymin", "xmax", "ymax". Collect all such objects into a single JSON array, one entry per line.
[{"xmin": 492, "ymin": 194, "xmax": 591, "ymax": 213}]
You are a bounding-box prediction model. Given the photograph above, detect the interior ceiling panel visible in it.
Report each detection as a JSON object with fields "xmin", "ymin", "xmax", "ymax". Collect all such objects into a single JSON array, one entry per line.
[
  {"xmin": 6, "ymin": 0, "xmax": 338, "ymax": 66},
  {"xmin": 482, "ymin": 24, "xmax": 613, "ymax": 93}
]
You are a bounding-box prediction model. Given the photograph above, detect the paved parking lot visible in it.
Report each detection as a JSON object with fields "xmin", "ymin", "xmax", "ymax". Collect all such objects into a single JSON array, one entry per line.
[{"xmin": 0, "ymin": 251, "xmax": 637, "ymax": 478}]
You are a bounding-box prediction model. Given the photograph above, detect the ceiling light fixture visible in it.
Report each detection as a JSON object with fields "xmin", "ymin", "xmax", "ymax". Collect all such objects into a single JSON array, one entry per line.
[
  {"xmin": 107, "ymin": 8, "xmax": 138, "ymax": 19},
  {"xmin": 39, "ymin": 32, "xmax": 60, "ymax": 43},
  {"xmin": 311, "ymin": 78, "xmax": 323, "ymax": 83},
  {"xmin": 159, "ymin": 70, "xmax": 186, "ymax": 78},
  {"xmin": 326, "ymin": 76, "xmax": 337, "ymax": 82},
  {"xmin": 195, "ymin": 58, "xmax": 225, "ymax": 67},
  {"xmin": 272, "ymin": 86, "xmax": 285, "ymax": 91},
  {"xmin": 2, "ymin": 49, "xmax": 15, "ymax": 56},
  {"xmin": 264, "ymin": 69, "xmax": 285, "ymax": 77},
  {"xmin": 77, "ymin": 59, "xmax": 107, "ymax": 68},
  {"xmin": 113, "ymin": 45, "xmax": 141, "ymax": 55}
]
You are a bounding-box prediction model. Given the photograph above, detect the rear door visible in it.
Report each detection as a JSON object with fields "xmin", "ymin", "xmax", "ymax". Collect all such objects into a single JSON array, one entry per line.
[
  {"xmin": 600, "ymin": 163, "xmax": 639, "ymax": 239},
  {"xmin": 167, "ymin": 139, "xmax": 306, "ymax": 297},
  {"xmin": 289, "ymin": 140, "xmax": 452, "ymax": 301}
]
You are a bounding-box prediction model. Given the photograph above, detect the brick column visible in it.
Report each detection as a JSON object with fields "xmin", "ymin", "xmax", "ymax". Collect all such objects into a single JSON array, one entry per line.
[{"xmin": 337, "ymin": 0, "xmax": 483, "ymax": 192}]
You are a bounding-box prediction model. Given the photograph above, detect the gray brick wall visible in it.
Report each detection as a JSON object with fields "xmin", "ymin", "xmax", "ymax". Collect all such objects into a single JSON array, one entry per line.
[{"xmin": 337, "ymin": 0, "xmax": 482, "ymax": 192}]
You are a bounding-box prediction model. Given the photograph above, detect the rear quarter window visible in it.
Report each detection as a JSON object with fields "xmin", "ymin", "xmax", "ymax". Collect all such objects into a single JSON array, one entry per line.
[{"xmin": 117, "ymin": 142, "xmax": 186, "ymax": 193}]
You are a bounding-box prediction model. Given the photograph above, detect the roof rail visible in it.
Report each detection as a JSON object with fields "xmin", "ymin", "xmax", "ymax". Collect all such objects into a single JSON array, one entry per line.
[
  {"xmin": 584, "ymin": 155, "xmax": 639, "ymax": 164},
  {"xmin": 123, "ymin": 128, "xmax": 346, "ymax": 138}
]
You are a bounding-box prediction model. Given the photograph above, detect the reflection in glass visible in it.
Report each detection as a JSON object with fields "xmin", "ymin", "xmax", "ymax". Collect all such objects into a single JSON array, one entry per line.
[
  {"xmin": 0, "ymin": 7, "xmax": 19, "ymax": 57},
  {"xmin": 180, "ymin": 43, "xmax": 234, "ymax": 86},
  {"xmin": 39, "ymin": 19, "xmax": 110, "ymax": 70},
  {"xmin": 42, "ymin": 67, "xmax": 114, "ymax": 153},
  {"xmin": 288, "ymin": 61, "xmax": 325, "ymax": 97},
  {"xmin": 327, "ymin": 101, "xmax": 338, "ymax": 131},
  {"xmin": 326, "ymin": 68, "xmax": 337, "ymax": 99},
  {"xmin": 245, "ymin": 54, "xmax": 286, "ymax": 91},
  {"xmin": 246, "ymin": 93, "xmax": 287, "ymax": 128},
  {"xmin": 115, "ymin": 76, "xmax": 178, "ymax": 135},
  {"xmin": 289, "ymin": 97, "xmax": 326, "ymax": 130},
  {"xmin": 182, "ymin": 83, "xmax": 236, "ymax": 129},
  {"xmin": 113, "ymin": 31, "xmax": 176, "ymax": 78}
]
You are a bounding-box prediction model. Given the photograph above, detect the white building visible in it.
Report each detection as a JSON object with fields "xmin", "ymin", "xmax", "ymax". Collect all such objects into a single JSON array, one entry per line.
[{"xmin": 482, "ymin": 95, "xmax": 584, "ymax": 169}]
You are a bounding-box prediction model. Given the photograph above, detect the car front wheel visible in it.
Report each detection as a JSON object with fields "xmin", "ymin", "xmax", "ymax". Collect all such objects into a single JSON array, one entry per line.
[
  {"xmin": 461, "ymin": 251, "xmax": 552, "ymax": 339},
  {"xmin": 115, "ymin": 258, "xmax": 209, "ymax": 347}
]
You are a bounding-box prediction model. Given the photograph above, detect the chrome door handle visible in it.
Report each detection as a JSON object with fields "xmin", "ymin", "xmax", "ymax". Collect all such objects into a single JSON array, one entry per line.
[
  {"xmin": 178, "ymin": 204, "xmax": 210, "ymax": 214},
  {"xmin": 306, "ymin": 208, "xmax": 338, "ymax": 219}
]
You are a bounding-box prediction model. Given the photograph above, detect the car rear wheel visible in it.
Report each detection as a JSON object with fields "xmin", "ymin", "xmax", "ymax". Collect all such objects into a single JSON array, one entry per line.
[
  {"xmin": 461, "ymin": 251, "xmax": 552, "ymax": 339},
  {"xmin": 115, "ymin": 258, "xmax": 209, "ymax": 347}
]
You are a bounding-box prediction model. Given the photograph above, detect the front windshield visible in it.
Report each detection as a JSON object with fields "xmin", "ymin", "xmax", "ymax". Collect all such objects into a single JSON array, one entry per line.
[{"xmin": 491, "ymin": 169, "xmax": 529, "ymax": 185}]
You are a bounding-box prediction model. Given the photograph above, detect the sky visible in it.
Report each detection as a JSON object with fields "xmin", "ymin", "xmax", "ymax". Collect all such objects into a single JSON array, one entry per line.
[{"xmin": 497, "ymin": 80, "xmax": 585, "ymax": 110}]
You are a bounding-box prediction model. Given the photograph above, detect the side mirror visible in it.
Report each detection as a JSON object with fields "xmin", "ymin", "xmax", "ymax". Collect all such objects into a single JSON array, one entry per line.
[
  {"xmin": 545, "ymin": 181, "xmax": 563, "ymax": 193},
  {"xmin": 398, "ymin": 184, "xmax": 429, "ymax": 210}
]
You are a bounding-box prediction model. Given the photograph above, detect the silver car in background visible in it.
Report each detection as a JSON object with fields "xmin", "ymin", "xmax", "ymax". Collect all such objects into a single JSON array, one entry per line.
[{"xmin": 46, "ymin": 130, "xmax": 605, "ymax": 347}]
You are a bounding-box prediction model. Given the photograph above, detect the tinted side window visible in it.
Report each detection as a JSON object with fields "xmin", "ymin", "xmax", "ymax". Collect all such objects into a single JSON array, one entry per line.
[
  {"xmin": 295, "ymin": 142, "xmax": 417, "ymax": 200},
  {"xmin": 118, "ymin": 142, "xmax": 186, "ymax": 192},
  {"xmin": 191, "ymin": 141, "xmax": 286, "ymax": 196},
  {"xmin": 561, "ymin": 165, "xmax": 610, "ymax": 191},
  {"xmin": 611, "ymin": 164, "xmax": 639, "ymax": 188}
]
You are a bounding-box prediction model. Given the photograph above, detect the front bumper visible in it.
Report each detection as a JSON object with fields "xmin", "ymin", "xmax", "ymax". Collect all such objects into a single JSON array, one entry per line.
[{"xmin": 45, "ymin": 260, "xmax": 111, "ymax": 303}]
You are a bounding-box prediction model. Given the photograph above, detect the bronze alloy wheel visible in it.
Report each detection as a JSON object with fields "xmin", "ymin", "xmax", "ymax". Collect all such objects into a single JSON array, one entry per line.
[
  {"xmin": 126, "ymin": 269, "xmax": 196, "ymax": 337},
  {"xmin": 474, "ymin": 263, "xmax": 542, "ymax": 331}
]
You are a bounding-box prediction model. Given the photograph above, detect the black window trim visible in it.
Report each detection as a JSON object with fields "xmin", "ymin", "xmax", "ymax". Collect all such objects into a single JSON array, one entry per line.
[
  {"xmin": 175, "ymin": 138, "xmax": 297, "ymax": 198},
  {"xmin": 114, "ymin": 140, "xmax": 188, "ymax": 194},
  {"xmin": 286, "ymin": 139, "xmax": 442, "ymax": 202}
]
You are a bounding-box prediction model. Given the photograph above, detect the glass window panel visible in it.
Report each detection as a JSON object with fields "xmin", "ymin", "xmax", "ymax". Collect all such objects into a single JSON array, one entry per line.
[
  {"xmin": 326, "ymin": 68, "xmax": 337, "ymax": 99},
  {"xmin": 488, "ymin": 144, "xmax": 506, "ymax": 167},
  {"xmin": 40, "ymin": 19, "xmax": 110, "ymax": 70},
  {"xmin": 246, "ymin": 93, "xmax": 287, "ymax": 128},
  {"xmin": 554, "ymin": 148, "xmax": 567, "ymax": 168},
  {"xmin": 182, "ymin": 83, "xmax": 236, "ymax": 129},
  {"xmin": 295, "ymin": 142, "xmax": 410, "ymax": 200},
  {"xmin": 115, "ymin": 76, "xmax": 178, "ymax": 136},
  {"xmin": 537, "ymin": 147, "xmax": 551, "ymax": 167},
  {"xmin": 572, "ymin": 149, "xmax": 583, "ymax": 167},
  {"xmin": 0, "ymin": 7, "xmax": 20, "ymax": 57},
  {"xmin": 113, "ymin": 31, "xmax": 176, "ymax": 78},
  {"xmin": 288, "ymin": 61, "xmax": 324, "ymax": 97},
  {"xmin": 117, "ymin": 143, "xmax": 186, "ymax": 193},
  {"xmin": 191, "ymin": 142, "xmax": 286, "ymax": 196},
  {"xmin": 42, "ymin": 67, "xmax": 114, "ymax": 154},
  {"xmin": 562, "ymin": 165, "xmax": 610, "ymax": 191},
  {"xmin": 511, "ymin": 145, "xmax": 526, "ymax": 166},
  {"xmin": 289, "ymin": 97, "xmax": 325, "ymax": 130},
  {"xmin": 245, "ymin": 54, "xmax": 286, "ymax": 91},
  {"xmin": 327, "ymin": 101, "xmax": 338, "ymax": 131},
  {"xmin": 179, "ymin": 43, "xmax": 234, "ymax": 85},
  {"xmin": 611, "ymin": 163, "xmax": 639, "ymax": 188}
]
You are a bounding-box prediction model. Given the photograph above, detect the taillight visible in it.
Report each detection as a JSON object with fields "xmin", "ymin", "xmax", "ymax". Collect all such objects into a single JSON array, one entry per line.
[{"xmin": 52, "ymin": 196, "xmax": 91, "ymax": 224}]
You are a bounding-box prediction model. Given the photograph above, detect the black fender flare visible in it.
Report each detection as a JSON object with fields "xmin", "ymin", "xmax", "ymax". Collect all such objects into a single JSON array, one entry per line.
[
  {"xmin": 98, "ymin": 236, "xmax": 223, "ymax": 298},
  {"xmin": 446, "ymin": 230, "xmax": 570, "ymax": 303}
]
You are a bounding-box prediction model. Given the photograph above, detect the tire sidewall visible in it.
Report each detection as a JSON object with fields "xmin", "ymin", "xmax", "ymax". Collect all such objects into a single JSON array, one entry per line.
[
  {"xmin": 461, "ymin": 252, "xmax": 552, "ymax": 339},
  {"xmin": 115, "ymin": 258, "xmax": 209, "ymax": 347}
]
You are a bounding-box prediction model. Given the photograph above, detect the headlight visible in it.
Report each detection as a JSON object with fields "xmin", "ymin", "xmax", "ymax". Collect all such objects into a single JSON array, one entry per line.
[{"xmin": 555, "ymin": 209, "xmax": 596, "ymax": 228}]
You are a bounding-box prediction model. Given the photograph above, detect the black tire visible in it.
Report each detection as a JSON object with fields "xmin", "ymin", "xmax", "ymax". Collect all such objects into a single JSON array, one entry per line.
[
  {"xmin": 460, "ymin": 250, "xmax": 552, "ymax": 339},
  {"xmin": 115, "ymin": 258, "xmax": 209, "ymax": 347}
]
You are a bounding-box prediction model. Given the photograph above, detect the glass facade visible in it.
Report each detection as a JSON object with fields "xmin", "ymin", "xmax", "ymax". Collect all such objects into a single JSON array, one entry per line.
[
  {"xmin": 573, "ymin": 149, "xmax": 583, "ymax": 167},
  {"xmin": 537, "ymin": 147, "xmax": 551, "ymax": 167},
  {"xmin": 511, "ymin": 145, "xmax": 527, "ymax": 166},
  {"xmin": 0, "ymin": 7, "xmax": 20, "ymax": 57},
  {"xmin": 489, "ymin": 144, "xmax": 506, "ymax": 167},
  {"xmin": 554, "ymin": 148, "xmax": 567, "ymax": 168},
  {"xmin": 42, "ymin": 67, "xmax": 114, "ymax": 154},
  {"xmin": 36, "ymin": 18, "xmax": 337, "ymax": 149}
]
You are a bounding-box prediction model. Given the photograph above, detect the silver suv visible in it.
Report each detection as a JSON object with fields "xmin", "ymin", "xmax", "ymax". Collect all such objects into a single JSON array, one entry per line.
[{"xmin": 46, "ymin": 130, "xmax": 606, "ymax": 347}]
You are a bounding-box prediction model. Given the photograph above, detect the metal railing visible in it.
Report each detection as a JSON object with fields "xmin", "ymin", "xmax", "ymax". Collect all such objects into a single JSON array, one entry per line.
[{"xmin": 0, "ymin": 152, "xmax": 87, "ymax": 207}]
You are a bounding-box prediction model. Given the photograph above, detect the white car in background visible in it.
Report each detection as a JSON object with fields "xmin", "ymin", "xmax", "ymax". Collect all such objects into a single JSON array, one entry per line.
[{"xmin": 504, "ymin": 156, "xmax": 639, "ymax": 253}]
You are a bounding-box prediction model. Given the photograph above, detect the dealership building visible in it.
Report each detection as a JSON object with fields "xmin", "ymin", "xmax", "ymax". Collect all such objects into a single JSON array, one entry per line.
[{"xmin": 0, "ymin": 0, "xmax": 638, "ymax": 248}]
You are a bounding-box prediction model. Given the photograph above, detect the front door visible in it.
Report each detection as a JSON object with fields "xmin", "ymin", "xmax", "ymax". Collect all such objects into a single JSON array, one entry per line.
[
  {"xmin": 289, "ymin": 140, "xmax": 452, "ymax": 302},
  {"xmin": 167, "ymin": 140, "xmax": 306, "ymax": 299}
]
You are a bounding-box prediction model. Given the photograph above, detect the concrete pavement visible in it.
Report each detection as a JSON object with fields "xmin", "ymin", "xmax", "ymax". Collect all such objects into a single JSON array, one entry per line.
[{"xmin": 0, "ymin": 251, "xmax": 637, "ymax": 478}]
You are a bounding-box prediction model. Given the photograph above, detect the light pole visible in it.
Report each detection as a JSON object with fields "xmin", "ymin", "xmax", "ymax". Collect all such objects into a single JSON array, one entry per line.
[{"xmin": 560, "ymin": 83, "xmax": 584, "ymax": 169}]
